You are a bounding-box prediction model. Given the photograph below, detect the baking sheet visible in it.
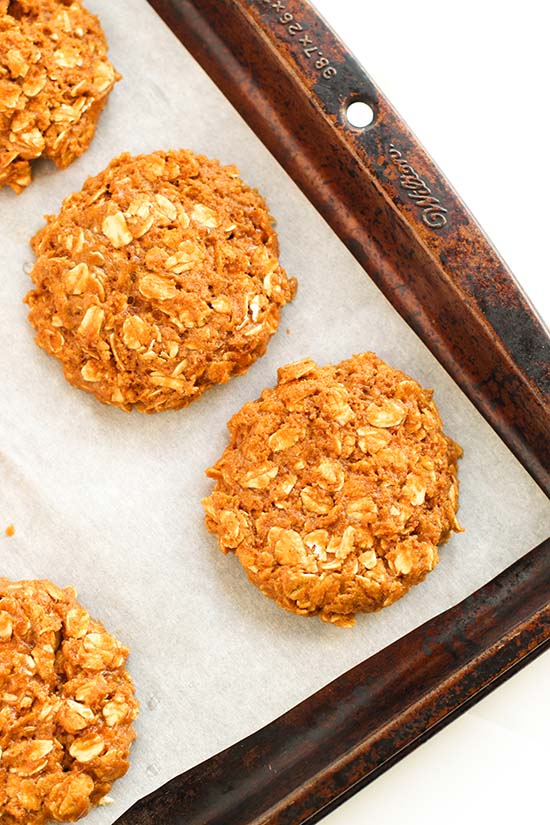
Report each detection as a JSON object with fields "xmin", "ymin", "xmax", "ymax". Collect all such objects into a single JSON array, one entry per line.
[{"xmin": 1, "ymin": 0, "xmax": 549, "ymax": 821}]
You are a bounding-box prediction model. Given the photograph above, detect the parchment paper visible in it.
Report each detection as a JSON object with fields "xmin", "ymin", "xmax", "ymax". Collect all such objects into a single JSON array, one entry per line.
[{"xmin": 1, "ymin": 1, "xmax": 549, "ymax": 821}]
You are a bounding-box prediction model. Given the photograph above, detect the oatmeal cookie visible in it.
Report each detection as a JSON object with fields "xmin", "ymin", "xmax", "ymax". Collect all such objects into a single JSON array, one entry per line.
[
  {"xmin": 26, "ymin": 149, "xmax": 296, "ymax": 412},
  {"xmin": 0, "ymin": 0, "xmax": 119, "ymax": 193},
  {"xmin": 203, "ymin": 354, "xmax": 462, "ymax": 627},
  {"xmin": 0, "ymin": 578, "xmax": 138, "ymax": 824}
]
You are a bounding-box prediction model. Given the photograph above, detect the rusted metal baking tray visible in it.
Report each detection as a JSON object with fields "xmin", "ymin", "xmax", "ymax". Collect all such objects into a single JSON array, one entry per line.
[{"xmin": 115, "ymin": 1, "xmax": 550, "ymax": 822}]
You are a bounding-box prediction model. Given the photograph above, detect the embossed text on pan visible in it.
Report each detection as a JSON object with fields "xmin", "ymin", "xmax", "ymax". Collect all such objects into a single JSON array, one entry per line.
[{"xmin": 130, "ymin": 0, "xmax": 550, "ymax": 821}]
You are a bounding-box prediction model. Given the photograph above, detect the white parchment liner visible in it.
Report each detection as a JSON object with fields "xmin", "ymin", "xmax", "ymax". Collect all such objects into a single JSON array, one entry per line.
[{"xmin": 1, "ymin": 2, "xmax": 549, "ymax": 821}]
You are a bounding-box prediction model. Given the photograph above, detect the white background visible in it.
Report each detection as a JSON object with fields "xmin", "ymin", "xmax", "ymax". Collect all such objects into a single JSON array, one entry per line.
[{"xmin": 312, "ymin": 1, "xmax": 549, "ymax": 823}]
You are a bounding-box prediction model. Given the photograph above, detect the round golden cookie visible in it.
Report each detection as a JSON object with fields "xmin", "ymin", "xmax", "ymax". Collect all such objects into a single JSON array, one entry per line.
[
  {"xmin": 0, "ymin": 578, "xmax": 138, "ymax": 824},
  {"xmin": 203, "ymin": 354, "xmax": 463, "ymax": 627},
  {"xmin": 26, "ymin": 149, "xmax": 297, "ymax": 412},
  {"xmin": 0, "ymin": 0, "xmax": 119, "ymax": 193}
]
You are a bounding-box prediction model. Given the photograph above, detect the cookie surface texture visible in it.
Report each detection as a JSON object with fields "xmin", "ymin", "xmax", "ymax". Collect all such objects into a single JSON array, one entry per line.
[
  {"xmin": 203, "ymin": 354, "xmax": 462, "ymax": 627},
  {"xmin": 26, "ymin": 149, "xmax": 296, "ymax": 412},
  {"xmin": 0, "ymin": 0, "xmax": 119, "ymax": 192},
  {"xmin": 0, "ymin": 578, "xmax": 138, "ymax": 824}
]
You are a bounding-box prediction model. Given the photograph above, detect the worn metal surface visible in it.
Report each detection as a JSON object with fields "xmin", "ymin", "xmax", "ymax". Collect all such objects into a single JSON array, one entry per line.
[
  {"xmin": 114, "ymin": 0, "xmax": 550, "ymax": 821},
  {"xmin": 147, "ymin": 0, "xmax": 550, "ymax": 495},
  {"xmin": 115, "ymin": 539, "xmax": 549, "ymax": 825}
]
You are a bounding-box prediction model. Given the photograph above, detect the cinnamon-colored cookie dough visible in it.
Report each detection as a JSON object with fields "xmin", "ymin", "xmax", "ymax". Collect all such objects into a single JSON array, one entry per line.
[
  {"xmin": 203, "ymin": 354, "xmax": 462, "ymax": 627},
  {"xmin": 0, "ymin": 578, "xmax": 138, "ymax": 824},
  {"xmin": 0, "ymin": 0, "xmax": 119, "ymax": 193},
  {"xmin": 26, "ymin": 149, "xmax": 296, "ymax": 412}
]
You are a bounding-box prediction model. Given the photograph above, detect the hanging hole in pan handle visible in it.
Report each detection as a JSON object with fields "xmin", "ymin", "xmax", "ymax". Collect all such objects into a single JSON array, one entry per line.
[{"xmin": 345, "ymin": 98, "xmax": 375, "ymax": 129}]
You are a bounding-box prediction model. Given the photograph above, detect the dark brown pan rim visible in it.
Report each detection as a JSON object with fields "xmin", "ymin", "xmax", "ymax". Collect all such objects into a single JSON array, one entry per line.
[{"xmin": 114, "ymin": 2, "xmax": 550, "ymax": 822}]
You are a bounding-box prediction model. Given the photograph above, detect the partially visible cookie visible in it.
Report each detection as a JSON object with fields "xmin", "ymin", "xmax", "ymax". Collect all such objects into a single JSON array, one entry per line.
[
  {"xmin": 26, "ymin": 149, "xmax": 296, "ymax": 412},
  {"xmin": 203, "ymin": 354, "xmax": 462, "ymax": 627},
  {"xmin": 0, "ymin": 0, "xmax": 119, "ymax": 193},
  {"xmin": 0, "ymin": 578, "xmax": 138, "ymax": 824}
]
